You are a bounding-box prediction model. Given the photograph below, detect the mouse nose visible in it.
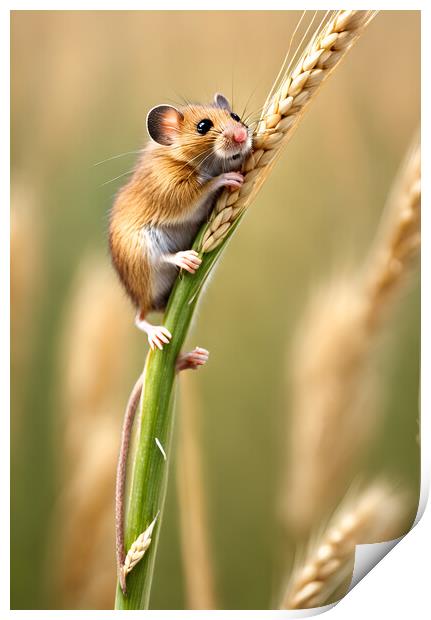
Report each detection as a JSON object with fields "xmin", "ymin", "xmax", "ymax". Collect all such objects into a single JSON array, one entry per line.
[{"xmin": 233, "ymin": 127, "xmax": 247, "ymax": 144}]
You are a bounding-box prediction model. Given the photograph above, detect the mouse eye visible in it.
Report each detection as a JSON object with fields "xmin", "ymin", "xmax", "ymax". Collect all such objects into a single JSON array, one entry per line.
[
  {"xmin": 231, "ymin": 112, "xmax": 241, "ymax": 122},
  {"xmin": 196, "ymin": 119, "xmax": 213, "ymax": 135}
]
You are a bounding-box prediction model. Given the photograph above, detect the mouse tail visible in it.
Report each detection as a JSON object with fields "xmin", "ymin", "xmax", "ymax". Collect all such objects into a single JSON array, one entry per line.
[
  {"xmin": 115, "ymin": 372, "xmax": 144, "ymax": 594},
  {"xmin": 115, "ymin": 346, "xmax": 210, "ymax": 593}
]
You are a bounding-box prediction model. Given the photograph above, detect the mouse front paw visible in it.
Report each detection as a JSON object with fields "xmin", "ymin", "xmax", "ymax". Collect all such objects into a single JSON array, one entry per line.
[
  {"xmin": 147, "ymin": 325, "xmax": 172, "ymax": 351},
  {"xmin": 214, "ymin": 171, "xmax": 245, "ymax": 192},
  {"xmin": 170, "ymin": 250, "xmax": 202, "ymax": 274}
]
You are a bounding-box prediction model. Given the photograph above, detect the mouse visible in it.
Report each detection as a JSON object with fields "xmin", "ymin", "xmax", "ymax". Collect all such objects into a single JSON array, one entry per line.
[
  {"xmin": 110, "ymin": 93, "xmax": 253, "ymax": 593},
  {"xmin": 109, "ymin": 92, "xmax": 252, "ymax": 350}
]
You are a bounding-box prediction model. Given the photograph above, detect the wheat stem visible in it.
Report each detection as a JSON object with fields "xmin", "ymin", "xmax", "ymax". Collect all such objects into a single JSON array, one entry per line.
[{"xmin": 115, "ymin": 11, "xmax": 376, "ymax": 609}]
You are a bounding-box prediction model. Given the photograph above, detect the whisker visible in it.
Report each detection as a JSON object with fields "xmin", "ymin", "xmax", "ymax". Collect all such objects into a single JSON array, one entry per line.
[
  {"xmin": 172, "ymin": 143, "xmax": 218, "ymax": 176},
  {"xmin": 100, "ymin": 169, "xmax": 134, "ymax": 187},
  {"xmin": 241, "ymin": 82, "xmax": 263, "ymax": 123},
  {"xmin": 242, "ymin": 110, "xmax": 266, "ymax": 125},
  {"xmin": 184, "ymin": 142, "xmax": 228, "ymax": 184},
  {"xmin": 93, "ymin": 150, "xmax": 142, "ymax": 167}
]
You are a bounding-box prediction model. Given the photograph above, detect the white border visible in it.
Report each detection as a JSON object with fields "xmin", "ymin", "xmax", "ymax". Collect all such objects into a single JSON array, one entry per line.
[{"xmin": 4, "ymin": 2, "xmax": 429, "ymax": 617}]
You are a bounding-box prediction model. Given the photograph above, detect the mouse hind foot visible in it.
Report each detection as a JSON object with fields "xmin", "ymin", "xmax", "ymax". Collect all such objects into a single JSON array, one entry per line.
[
  {"xmin": 176, "ymin": 347, "xmax": 209, "ymax": 372},
  {"xmin": 135, "ymin": 314, "xmax": 209, "ymax": 369},
  {"xmin": 135, "ymin": 314, "xmax": 172, "ymax": 350}
]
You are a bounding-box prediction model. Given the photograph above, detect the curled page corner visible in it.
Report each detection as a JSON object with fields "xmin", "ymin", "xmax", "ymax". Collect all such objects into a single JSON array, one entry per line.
[
  {"xmin": 344, "ymin": 460, "xmax": 429, "ymax": 597},
  {"xmin": 349, "ymin": 536, "xmax": 403, "ymax": 591},
  {"xmin": 279, "ymin": 602, "xmax": 337, "ymax": 618},
  {"xmin": 413, "ymin": 475, "xmax": 429, "ymax": 527},
  {"xmin": 279, "ymin": 536, "xmax": 405, "ymax": 617}
]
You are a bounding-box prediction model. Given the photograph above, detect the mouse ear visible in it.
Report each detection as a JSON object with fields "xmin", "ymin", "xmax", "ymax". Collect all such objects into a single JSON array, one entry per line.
[
  {"xmin": 147, "ymin": 105, "xmax": 184, "ymax": 146},
  {"xmin": 214, "ymin": 93, "xmax": 231, "ymax": 111}
]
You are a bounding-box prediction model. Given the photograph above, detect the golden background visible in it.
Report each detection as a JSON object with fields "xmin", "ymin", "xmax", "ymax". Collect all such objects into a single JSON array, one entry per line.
[{"xmin": 11, "ymin": 11, "xmax": 420, "ymax": 610}]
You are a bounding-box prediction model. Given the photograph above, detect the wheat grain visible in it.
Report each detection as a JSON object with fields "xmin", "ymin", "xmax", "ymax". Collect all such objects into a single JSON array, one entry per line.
[
  {"xmin": 53, "ymin": 254, "xmax": 136, "ymax": 609},
  {"xmin": 363, "ymin": 139, "xmax": 421, "ymax": 327},
  {"xmin": 280, "ymin": 482, "xmax": 407, "ymax": 609},
  {"xmin": 114, "ymin": 11, "xmax": 379, "ymax": 607},
  {"xmin": 121, "ymin": 513, "xmax": 159, "ymax": 590},
  {"xmin": 11, "ymin": 183, "xmax": 42, "ymax": 370},
  {"xmin": 200, "ymin": 10, "xmax": 377, "ymax": 253},
  {"xmin": 281, "ymin": 276, "xmax": 380, "ymax": 533},
  {"xmin": 11, "ymin": 184, "xmax": 43, "ymax": 450},
  {"xmin": 60, "ymin": 257, "xmax": 134, "ymax": 435},
  {"xmin": 281, "ymin": 138, "xmax": 420, "ymax": 533}
]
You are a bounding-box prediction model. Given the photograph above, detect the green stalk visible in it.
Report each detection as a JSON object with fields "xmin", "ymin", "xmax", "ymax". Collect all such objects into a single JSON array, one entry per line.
[
  {"xmin": 115, "ymin": 220, "xmax": 240, "ymax": 609},
  {"xmin": 113, "ymin": 11, "xmax": 375, "ymax": 606}
]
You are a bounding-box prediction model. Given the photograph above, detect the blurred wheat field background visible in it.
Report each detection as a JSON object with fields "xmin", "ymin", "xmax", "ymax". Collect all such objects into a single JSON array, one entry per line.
[{"xmin": 11, "ymin": 11, "xmax": 420, "ymax": 610}]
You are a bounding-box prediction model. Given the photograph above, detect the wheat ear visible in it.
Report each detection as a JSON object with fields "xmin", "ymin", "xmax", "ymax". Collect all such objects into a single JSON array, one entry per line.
[
  {"xmin": 363, "ymin": 139, "xmax": 421, "ymax": 327},
  {"xmin": 281, "ymin": 138, "xmax": 420, "ymax": 533},
  {"xmin": 53, "ymin": 255, "xmax": 135, "ymax": 609},
  {"xmin": 116, "ymin": 12, "xmax": 376, "ymax": 609},
  {"xmin": 200, "ymin": 10, "xmax": 377, "ymax": 253},
  {"xmin": 281, "ymin": 276, "xmax": 380, "ymax": 532},
  {"xmin": 11, "ymin": 185, "xmax": 42, "ymax": 370},
  {"xmin": 11, "ymin": 185, "xmax": 43, "ymax": 442},
  {"xmin": 120, "ymin": 513, "xmax": 159, "ymax": 591},
  {"xmin": 280, "ymin": 482, "xmax": 407, "ymax": 609}
]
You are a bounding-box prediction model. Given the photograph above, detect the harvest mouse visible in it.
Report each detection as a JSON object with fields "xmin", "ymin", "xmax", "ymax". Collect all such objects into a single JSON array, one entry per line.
[
  {"xmin": 110, "ymin": 93, "xmax": 252, "ymax": 592},
  {"xmin": 109, "ymin": 92, "xmax": 252, "ymax": 350}
]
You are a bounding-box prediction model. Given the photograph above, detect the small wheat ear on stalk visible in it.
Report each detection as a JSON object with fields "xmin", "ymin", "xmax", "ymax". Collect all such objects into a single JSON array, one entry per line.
[
  {"xmin": 116, "ymin": 11, "xmax": 377, "ymax": 609},
  {"xmin": 120, "ymin": 513, "xmax": 159, "ymax": 593},
  {"xmin": 280, "ymin": 138, "xmax": 421, "ymax": 534},
  {"xmin": 280, "ymin": 482, "xmax": 408, "ymax": 610}
]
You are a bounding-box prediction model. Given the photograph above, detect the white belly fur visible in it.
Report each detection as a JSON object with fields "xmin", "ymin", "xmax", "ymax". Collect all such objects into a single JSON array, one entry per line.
[{"xmin": 143, "ymin": 191, "xmax": 215, "ymax": 307}]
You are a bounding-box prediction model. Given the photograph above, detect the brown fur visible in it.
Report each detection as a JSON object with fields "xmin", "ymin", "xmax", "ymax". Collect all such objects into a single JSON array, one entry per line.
[
  {"xmin": 109, "ymin": 148, "xmax": 203, "ymax": 314},
  {"xmin": 111, "ymin": 97, "xmax": 252, "ymax": 593},
  {"xmin": 109, "ymin": 100, "xmax": 251, "ymax": 320}
]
